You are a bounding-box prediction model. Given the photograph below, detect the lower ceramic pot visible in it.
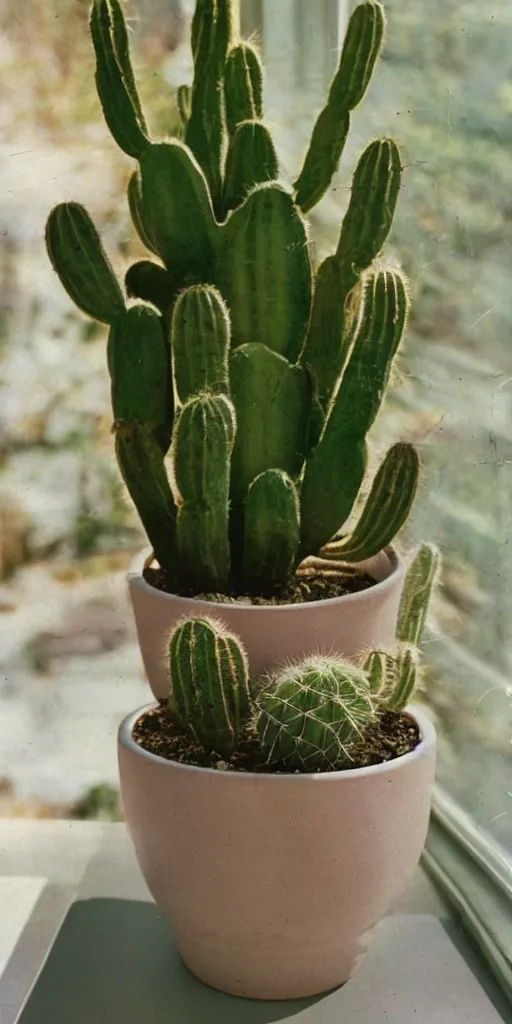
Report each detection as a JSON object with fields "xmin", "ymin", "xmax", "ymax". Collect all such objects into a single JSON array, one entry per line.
[
  {"xmin": 128, "ymin": 546, "xmax": 406, "ymax": 700},
  {"xmin": 118, "ymin": 705, "xmax": 436, "ymax": 1001}
]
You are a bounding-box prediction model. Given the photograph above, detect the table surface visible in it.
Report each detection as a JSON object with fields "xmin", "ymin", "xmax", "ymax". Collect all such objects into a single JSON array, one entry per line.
[{"xmin": 0, "ymin": 821, "xmax": 509, "ymax": 1024}]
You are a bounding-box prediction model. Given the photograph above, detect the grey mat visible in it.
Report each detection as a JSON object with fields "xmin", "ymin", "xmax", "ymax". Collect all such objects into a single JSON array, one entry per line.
[{"xmin": 17, "ymin": 900, "xmax": 508, "ymax": 1023}]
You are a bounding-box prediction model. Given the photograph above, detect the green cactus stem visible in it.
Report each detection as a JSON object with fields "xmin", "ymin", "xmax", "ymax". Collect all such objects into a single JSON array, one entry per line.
[
  {"xmin": 337, "ymin": 138, "xmax": 402, "ymax": 285},
  {"xmin": 224, "ymin": 42, "xmax": 264, "ymax": 137},
  {"xmin": 90, "ymin": 0, "xmax": 149, "ymax": 159},
  {"xmin": 385, "ymin": 646, "xmax": 419, "ymax": 711},
  {"xmin": 242, "ymin": 470, "xmax": 300, "ymax": 593},
  {"xmin": 169, "ymin": 616, "xmax": 251, "ymax": 758},
  {"xmin": 173, "ymin": 392, "xmax": 236, "ymax": 593},
  {"xmin": 186, "ymin": 0, "xmax": 234, "ymax": 213},
  {"xmin": 115, "ymin": 422, "xmax": 177, "ymax": 574},
  {"xmin": 223, "ymin": 120, "xmax": 279, "ymax": 215},
  {"xmin": 46, "ymin": 202, "xmax": 125, "ymax": 325},
  {"xmin": 171, "ymin": 285, "xmax": 230, "ymax": 404},
  {"xmin": 397, "ymin": 543, "xmax": 441, "ymax": 645},
  {"xmin": 127, "ymin": 171, "xmax": 159, "ymax": 256},
  {"xmin": 363, "ymin": 651, "xmax": 391, "ymax": 695},
  {"xmin": 302, "ymin": 139, "xmax": 402, "ymax": 411},
  {"xmin": 139, "ymin": 141, "xmax": 218, "ymax": 286},
  {"xmin": 294, "ymin": 1, "xmax": 385, "ymax": 213},
  {"xmin": 217, "ymin": 183, "xmax": 312, "ymax": 361},
  {"xmin": 321, "ymin": 443, "xmax": 420, "ymax": 563},
  {"xmin": 300, "ymin": 269, "xmax": 410, "ymax": 556},
  {"xmin": 257, "ymin": 656, "xmax": 376, "ymax": 770},
  {"xmin": 177, "ymin": 84, "xmax": 192, "ymax": 128},
  {"xmin": 229, "ymin": 343, "xmax": 312, "ymax": 505},
  {"xmin": 107, "ymin": 304, "xmax": 173, "ymax": 450},
  {"xmin": 124, "ymin": 261, "xmax": 178, "ymax": 318}
]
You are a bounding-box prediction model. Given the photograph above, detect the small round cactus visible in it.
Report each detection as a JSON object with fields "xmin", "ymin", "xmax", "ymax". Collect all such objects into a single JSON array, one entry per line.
[
  {"xmin": 169, "ymin": 616, "xmax": 251, "ymax": 758},
  {"xmin": 256, "ymin": 656, "xmax": 377, "ymax": 771}
]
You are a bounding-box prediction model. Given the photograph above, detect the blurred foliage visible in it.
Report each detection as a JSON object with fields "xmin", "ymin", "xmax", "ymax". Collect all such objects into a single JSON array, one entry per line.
[
  {"xmin": 377, "ymin": 0, "xmax": 512, "ymax": 361},
  {"xmin": 0, "ymin": 0, "xmax": 181, "ymax": 138}
]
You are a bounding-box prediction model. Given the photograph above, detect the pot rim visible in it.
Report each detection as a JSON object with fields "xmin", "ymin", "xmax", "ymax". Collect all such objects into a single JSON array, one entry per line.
[
  {"xmin": 119, "ymin": 704, "xmax": 436, "ymax": 783},
  {"xmin": 127, "ymin": 545, "xmax": 406, "ymax": 614}
]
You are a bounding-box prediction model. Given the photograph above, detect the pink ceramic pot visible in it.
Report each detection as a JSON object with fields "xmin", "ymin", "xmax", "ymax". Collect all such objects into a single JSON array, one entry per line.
[
  {"xmin": 118, "ymin": 705, "xmax": 436, "ymax": 1001},
  {"xmin": 128, "ymin": 546, "xmax": 406, "ymax": 700}
]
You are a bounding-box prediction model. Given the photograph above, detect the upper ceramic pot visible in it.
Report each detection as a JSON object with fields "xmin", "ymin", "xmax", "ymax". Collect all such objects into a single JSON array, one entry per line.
[
  {"xmin": 118, "ymin": 704, "xmax": 436, "ymax": 1000},
  {"xmin": 128, "ymin": 546, "xmax": 406, "ymax": 700}
]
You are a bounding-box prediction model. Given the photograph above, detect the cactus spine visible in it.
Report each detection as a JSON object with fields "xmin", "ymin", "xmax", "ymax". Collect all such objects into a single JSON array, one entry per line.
[
  {"xmin": 46, "ymin": 0, "xmax": 424, "ymax": 598},
  {"xmin": 257, "ymin": 656, "xmax": 376, "ymax": 770},
  {"xmin": 169, "ymin": 617, "xmax": 251, "ymax": 758}
]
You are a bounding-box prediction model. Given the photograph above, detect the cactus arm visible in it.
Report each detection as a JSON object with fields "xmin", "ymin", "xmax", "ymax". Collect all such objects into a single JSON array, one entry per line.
[
  {"xmin": 302, "ymin": 138, "xmax": 402, "ymax": 411},
  {"xmin": 107, "ymin": 305, "xmax": 173, "ymax": 451},
  {"xmin": 186, "ymin": 0, "xmax": 234, "ymax": 215},
  {"xmin": 115, "ymin": 423, "xmax": 177, "ymax": 574},
  {"xmin": 168, "ymin": 617, "xmax": 251, "ymax": 757},
  {"xmin": 139, "ymin": 141, "xmax": 218, "ymax": 285},
  {"xmin": 229, "ymin": 343, "xmax": 312, "ymax": 505},
  {"xmin": 45, "ymin": 202, "xmax": 125, "ymax": 325},
  {"xmin": 257, "ymin": 656, "xmax": 376, "ymax": 770},
  {"xmin": 385, "ymin": 646, "xmax": 419, "ymax": 711},
  {"xmin": 224, "ymin": 42, "xmax": 264, "ymax": 137},
  {"xmin": 294, "ymin": 2, "xmax": 385, "ymax": 213},
  {"xmin": 242, "ymin": 470, "xmax": 300, "ymax": 593},
  {"xmin": 172, "ymin": 393, "xmax": 236, "ymax": 593},
  {"xmin": 301, "ymin": 259, "xmax": 360, "ymax": 412},
  {"xmin": 124, "ymin": 260, "xmax": 178, "ymax": 316},
  {"xmin": 397, "ymin": 543, "xmax": 441, "ymax": 645},
  {"xmin": 127, "ymin": 171, "xmax": 159, "ymax": 256},
  {"xmin": 127, "ymin": 172, "xmax": 156, "ymax": 255},
  {"xmin": 218, "ymin": 183, "xmax": 312, "ymax": 361},
  {"xmin": 300, "ymin": 269, "xmax": 410, "ymax": 556},
  {"xmin": 336, "ymin": 138, "xmax": 402, "ymax": 281},
  {"xmin": 363, "ymin": 651, "xmax": 391, "ymax": 695},
  {"xmin": 171, "ymin": 285, "xmax": 230, "ymax": 404},
  {"xmin": 321, "ymin": 443, "xmax": 420, "ymax": 563},
  {"xmin": 90, "ymin": 0, "xmax": 149, "ymax": 159},
  {"xmin": 177, "ymin": 84, "xmax": 192, "ymax": 128},
  {"xmin": 223, "ymin": 120, "xmax": 279, "ymax": 215}
]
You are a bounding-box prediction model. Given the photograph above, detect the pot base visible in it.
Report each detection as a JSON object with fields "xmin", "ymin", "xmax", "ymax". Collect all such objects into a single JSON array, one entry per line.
[{"xmin": 178, "ymin": 934, "xmax": 368, "ymax": 1001}]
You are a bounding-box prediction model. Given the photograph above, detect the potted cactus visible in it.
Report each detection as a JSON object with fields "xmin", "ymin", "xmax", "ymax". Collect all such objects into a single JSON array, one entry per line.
[
  {"xmin": 47, "ymin": 0, "xmax": 420, "ymax": 698},
  {"xmin": 118, "ymin": 543, "xmax": 439, "ymax": 999}
]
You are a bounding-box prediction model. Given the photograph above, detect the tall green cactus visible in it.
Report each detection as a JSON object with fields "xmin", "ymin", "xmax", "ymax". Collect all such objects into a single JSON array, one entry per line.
[
  {"xmin": 169, "ymin": 616, "xmax": 251, "ymax": 758},
  {"xmin": 45, "ymin": 0, "xmax": 425, "ymax": 598},
  {"xmin": 257, "ymin": 656, "xmax": 377, "ymax": 770}
]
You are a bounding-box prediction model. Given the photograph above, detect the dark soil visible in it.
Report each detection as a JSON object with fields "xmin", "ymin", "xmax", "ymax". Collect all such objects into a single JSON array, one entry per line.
[
  {"xmin": 143, "ymin": 564, "xmax": 377, "ymax": 605},
  {"xmin": 132, "ymin": 706, "xmax": 421, "ymax": 774}
]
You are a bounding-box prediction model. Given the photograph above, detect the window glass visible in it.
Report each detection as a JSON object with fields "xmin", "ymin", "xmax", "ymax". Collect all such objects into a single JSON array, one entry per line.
[{"xmin": 0, "ymin": 0, "xmax": 511, "ymax": 850}]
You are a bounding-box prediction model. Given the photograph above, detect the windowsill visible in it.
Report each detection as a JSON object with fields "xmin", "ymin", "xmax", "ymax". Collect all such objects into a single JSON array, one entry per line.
[{"xmin": 0, "ymin": 820, "xmax": 509, "ymax": 1023}]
